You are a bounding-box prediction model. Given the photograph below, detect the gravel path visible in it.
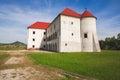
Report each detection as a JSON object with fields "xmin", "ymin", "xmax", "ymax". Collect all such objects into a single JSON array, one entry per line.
[{"xmin": 0, "ymin": 51, "xmax": 65, "ymax": 80}]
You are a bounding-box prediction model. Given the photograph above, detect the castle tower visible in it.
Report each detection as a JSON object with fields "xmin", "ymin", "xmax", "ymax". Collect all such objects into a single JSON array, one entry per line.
[{"xmin": 80, "ymin": 9, "xmax": 101, "ymax": 52}]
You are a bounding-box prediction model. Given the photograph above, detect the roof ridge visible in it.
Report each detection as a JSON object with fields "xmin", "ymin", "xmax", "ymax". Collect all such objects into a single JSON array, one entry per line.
[
  {"xmin": 28, "ymin": 21, "xmax": 50, "ymax": 29},
  {"xmin": 60, "ymin": 8, "xmax": 81, "ymax": 18}
]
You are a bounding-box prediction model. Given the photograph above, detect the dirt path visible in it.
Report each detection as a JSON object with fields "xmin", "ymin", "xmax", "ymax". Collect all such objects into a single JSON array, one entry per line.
[{"xmin": 0, "ymin": 50, "xmax": 95, "ymax": 80}]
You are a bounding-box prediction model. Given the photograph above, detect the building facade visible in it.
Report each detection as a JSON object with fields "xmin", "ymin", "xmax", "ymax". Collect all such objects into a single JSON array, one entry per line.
[{"xmin": 27, "ymin": 8, "xmax": 101, "ymax": 52}]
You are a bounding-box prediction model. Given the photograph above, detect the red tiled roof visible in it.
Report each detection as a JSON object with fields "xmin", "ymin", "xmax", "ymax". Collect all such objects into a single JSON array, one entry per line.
[
  {"xmin": 60, "ymin": 8, "xmax": 81, "ymax": 18},
  {"xmin": 81, "ymin": 10, "xmax": 95, "ymax": 17},
  {"xmin": 28, "ymin": 22, "xmax": 50, "ymax": 29}
]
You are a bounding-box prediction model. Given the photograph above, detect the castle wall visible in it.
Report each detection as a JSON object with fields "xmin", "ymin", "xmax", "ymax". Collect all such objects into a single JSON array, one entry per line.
[
  {"xmin": 60, "ymin": 15, "xmax": 82, "ymax": 52},
  {"xmin": 46, "ymin": 16, "xmax": 60, "ymax": 52}
]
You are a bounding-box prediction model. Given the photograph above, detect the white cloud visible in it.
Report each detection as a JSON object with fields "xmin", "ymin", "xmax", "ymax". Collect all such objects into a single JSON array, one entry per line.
[
  {"xmin": 0, "ymin": 5, "xmax": 53, "ymax": 25},
  {"xmin": 96, "ymin": 10, "xmax": 120, "ymax": 40},
  {"xmin": 0, "ymin": 4, "xmax": 54, "ymax": 43}
]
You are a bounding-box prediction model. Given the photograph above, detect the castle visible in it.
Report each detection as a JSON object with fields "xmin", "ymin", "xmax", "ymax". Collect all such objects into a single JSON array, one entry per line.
[{"xmin": 27, "ymin": 8, "xmax": 101, "ymax": 52}]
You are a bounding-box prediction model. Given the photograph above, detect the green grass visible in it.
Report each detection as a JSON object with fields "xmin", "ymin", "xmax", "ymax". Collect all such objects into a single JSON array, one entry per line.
[
  {"xmin": 0, "ymin": 45, "xmax": 26, "ymax": 50},
  {"xmin": 0, "ymin": 54, "xmax": 9, "ymax": 62},
  {"xmin": 28, "ymin": 50, "xmax": 120, "ymax": 80}
]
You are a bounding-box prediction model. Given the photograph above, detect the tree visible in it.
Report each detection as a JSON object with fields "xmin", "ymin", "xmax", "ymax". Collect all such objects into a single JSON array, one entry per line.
[
  {"xmin": 99, "ymin": 33, "xmax": 120, "ymax": 50},
  {"xmin": 117, "ymin": 33, "xmax": 120, "ymax": 40}
]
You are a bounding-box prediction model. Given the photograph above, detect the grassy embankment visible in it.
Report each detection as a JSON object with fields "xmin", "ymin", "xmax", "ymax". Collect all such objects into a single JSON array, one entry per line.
[{"xmin": 28, "ymin": 50, "xmax": 120, "ymax": 80}]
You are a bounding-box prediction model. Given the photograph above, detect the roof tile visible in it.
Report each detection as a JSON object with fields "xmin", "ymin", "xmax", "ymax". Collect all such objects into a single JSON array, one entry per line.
[
  {"xmin": 81, "ymin": 10, "xmax": 95, "ymax": 17},
  {"xmin": 28, "ymin": 22, "xmax": 50, "ymax": 29},
  {"xmin": 60, "ymin": 8, "xmax": 81, "ymax": 18}
]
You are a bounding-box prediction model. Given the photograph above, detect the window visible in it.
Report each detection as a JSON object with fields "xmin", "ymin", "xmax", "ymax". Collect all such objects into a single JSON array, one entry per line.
[
  {"xmin": 33, "ymin": 31, "xmax": 35, "ymax": 34},
  {"xmin": 44, "ymin": 32, "xmax": 46, "ymax": 35},
  {"xmin": 71, "ymin": 21, "xmax": 73, "ymax": 25},
  {"xmin": 33, "ymin": 38, "xmax": 35, "ymax": 41},
  {"xmin": 43, "ymin": 45, "xmax": 45, "ymax": 48},
  {"xmin": 32, "ymin": 45, "xmax": 35, "ymax": 48},
  {"xmin": 44, "ymin": 39, "xmax": 45, "ymax": 41},
  {"xmin": 54, "ymin": 24, "xmax": 56, "ymax": 29},
  {"xmin": 71, "ymin": 33, "xmax": 74, "ymax": 36},
  {"xmin": 84, "ymin": 33, "xmax": 88, "ymax": 38},
  {"xmin": 65, "ymin": 43, "xmax": 67, "ymax": 46},
  {"xmin": 55, "ymin": 32, "xmax": 57, "ymax": 38}
]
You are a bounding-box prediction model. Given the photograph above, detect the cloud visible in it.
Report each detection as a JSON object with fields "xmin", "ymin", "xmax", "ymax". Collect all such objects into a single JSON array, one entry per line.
[
  {"xmin": 0, "ymin": 5, "xmax": 53, "ymax": 25},
  {"xmin": 0, "ymin": 4, "xmax": 54, "ymax": 43},
  {"xmin": 96, "ymin": 9, "xmax": 120, "ymax": 40}
]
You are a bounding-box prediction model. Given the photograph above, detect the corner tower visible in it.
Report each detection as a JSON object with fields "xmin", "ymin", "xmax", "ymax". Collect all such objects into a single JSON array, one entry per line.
[{"xmin": 80, "ymin": 9, "xmax": 101, "ymax": 52}]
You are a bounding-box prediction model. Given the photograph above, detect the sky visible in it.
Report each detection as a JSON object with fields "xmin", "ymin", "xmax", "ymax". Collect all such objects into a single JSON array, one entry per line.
[{"xmin": 0, "ymin": 0, "xmax": 120, "ymax": 43}]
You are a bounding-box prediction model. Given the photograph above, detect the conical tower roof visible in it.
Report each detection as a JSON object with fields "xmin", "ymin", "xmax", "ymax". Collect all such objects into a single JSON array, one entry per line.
[{"xmin": 81, "ymin": 9, "xmax": 96, "ymax": 18}]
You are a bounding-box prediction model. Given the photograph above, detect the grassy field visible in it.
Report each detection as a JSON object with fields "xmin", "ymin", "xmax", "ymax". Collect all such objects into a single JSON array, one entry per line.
[
  {"xmin": 0, "ymin": 54, "xmax": 9, "ymax": 60},
  {"xmin": 28, "ymin": 50, "xmax": 120, "ymax": 80},
  {"xmin": 0, "ymin": 53, "xmax": 9, "ymax": 63},
  {"xmin": 0, "ymin": 45, "xmax": 26, "ymax": 50}
]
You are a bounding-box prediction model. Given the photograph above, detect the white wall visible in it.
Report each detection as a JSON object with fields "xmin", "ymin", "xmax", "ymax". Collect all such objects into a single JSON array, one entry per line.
[
  {"xmin": 27, "ymin": 28, "xmax": 45, "ymax": 49},
  {"xmin": 60, "ymin": 15, "xmax": 81, "ymax": 52}
]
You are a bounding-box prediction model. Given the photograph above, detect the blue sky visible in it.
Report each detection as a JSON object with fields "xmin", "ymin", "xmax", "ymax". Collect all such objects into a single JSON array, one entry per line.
[{"xmin": 0, "ymin": 0, "xmax": 120, "ymax": 43}]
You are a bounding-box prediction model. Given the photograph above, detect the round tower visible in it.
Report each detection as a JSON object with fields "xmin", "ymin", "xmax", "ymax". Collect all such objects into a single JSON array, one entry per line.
[{"xmin": 80, "ymin": 9, "xmax": 100, "ymax": 52}]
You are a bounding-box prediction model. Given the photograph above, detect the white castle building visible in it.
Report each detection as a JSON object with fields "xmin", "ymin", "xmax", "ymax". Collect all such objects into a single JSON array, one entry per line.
[{"xmin": 27, "ymin": 8, "xmax": 101, "ymax": 52}]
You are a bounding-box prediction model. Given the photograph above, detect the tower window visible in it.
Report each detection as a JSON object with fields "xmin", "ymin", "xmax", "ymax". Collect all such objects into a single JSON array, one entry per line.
[
  {"xmin": 33, "ymin": 31, "xmax": 35, "ymax": 34},
  {"xmin": 84, "ymin": 33, "xmax": 88, "ymax": 38},
  {"xmin": 33, "ymin": 38, "xmax": 35, "ymax": 41}
]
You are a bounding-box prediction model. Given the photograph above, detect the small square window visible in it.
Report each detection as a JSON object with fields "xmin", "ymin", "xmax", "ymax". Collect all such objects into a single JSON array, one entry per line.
[
  {"xmin": 71, "ymin": 22, "xmax": 73, "ymax": 24},
  {"xmin": 44, "ymin": 32, "xmax": 46, "ymax": 35},
  {"xmin": 84, "ymin": 33, "xmax": 88, "ymax": 38},
  {"xmin": 33, "ymin": 31, "xmax": 35, "ymax": 34},
  {"xmin": 33, "ymin": 38, "xmax": 35, "ymax": 41},
  {"xmin": 32, "ymin": 45, "xmax": 35, "ymax": 48},
  {"xmin": 44, "ymin": 39, "xmax": 45, "ymax": 41},
  {"xmin": 71, "ymin": 33, "xmax": 74, "ymax": 36},
  {"xmin": 65, "ymin": 43, "xmax": 67, "ymax": 46}
]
